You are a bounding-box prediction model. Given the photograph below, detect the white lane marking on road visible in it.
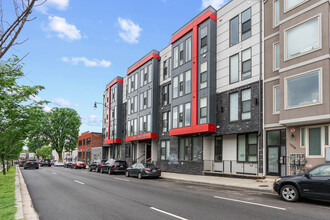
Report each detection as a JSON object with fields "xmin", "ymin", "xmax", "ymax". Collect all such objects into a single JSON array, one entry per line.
[
  {"xmin": 214, "ymin": 196, "xmax": 286, "ymax": 211},
  {"xmin": 74, "ymin": 180, "xmax": 85, "ymax": 185},
  {"xmin": 52, "ymin": 172, "xmax": 57, "ymax": 174},
  {"xmin": 114, "ymin": 178, "xmax": 130, "ymax": 182},
  {"xmin": 150, "ymin": 207, "xmax": 188, "ymax": 220}
]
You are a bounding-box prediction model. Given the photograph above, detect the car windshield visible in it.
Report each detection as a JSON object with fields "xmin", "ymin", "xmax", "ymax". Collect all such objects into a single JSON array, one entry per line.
[
  {"xmin": 144, "ymin": 164, "xmax": 156, "ymax": 169},
  {"xmin": 115, "ymin": 161, "xmax": 126, "ymax": 166}
]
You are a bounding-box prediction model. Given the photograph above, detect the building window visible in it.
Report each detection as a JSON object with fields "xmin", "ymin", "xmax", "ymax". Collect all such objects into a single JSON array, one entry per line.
[
  {"xmin": 273, "ymin": 86, "xmax": 280, "ymax": 114},
  {"xmin": 325, "ymin": 126, "xmax": 329, "ymax": 146},
  {"xmin": 185, "ymin": 102, "xmax": 191, "ymax": 126},
  {"xmin": 78, "ymin": 140, "xmax": 82, "ymax": 146},
  {"xmin": 241, "ymin": 8, "xmax": 251, "ymax": 41},
  {"xmin": 174, "ymin": 46, "xmax": 179, "ymax": 69},
  {"xmin": 192, "ymin": 137, "xmax": 198, "ymax": 161},
  {"xmin": 230, "ymin": 15, "xmax": 239, "ymax": 46},
  {"xmin": 241, "ymin": 48, "xmax": 251, "ymax": 80},
  {"xmin": 163, "ymin": 60, "xmax": 168, "ymax": 80},
  {"xmin": 179, "ymin": 73, "xmax": 184, "ymax": 97},
  {"xmin": 285, "ymin": 17, "xmax": 320, "ymax": 59},
  {"xmin": 285, "ymin": 70, "xmax": 320, "ymax": 109},
  {"xmin": 162, "ymin": 111, "xmax": 171, "ymax": 132},
  {"xmin": 162, "ymin": 85, "xmax": 169, "ymax": 106},
  {"xmin": 241, "ymin": 89, "xmax": 251, "ymax": 120},
  {"xmin": 273, "ymin": 42, "xmax": 280, "ymax": 70},
  {"xmin": 230, "ymin": 54, "xmax": 239, "ymax": 84},
  {"xmin": 200, "ymin": 61, "xmax": 207, "ymax": 89},
  {"xmin": 147, "ymin": 89, "xmax": 152, "ymax": 108},
  {"xmin": 309, "ymin": 127, "xmax": 321, "ymax": 156},
  {"xmin": 200, "ymin": 97, "xmax": 207, "ymax": 124},
  {"xmin": 200, "ymin": 26, "xmax": 208, "ymax": 54},
  {"xmin": 179, "ymin": 138, "xmax": 189, "ymax": 161},
  {"xmin": 179, "ymin": 42, "xmax": 184, "ymax": 66},
  {"xmin": 274, "ymin": 0, "xmax": 280, "ymax": 27},
  {"xmin": 148, "ymin": 64, "xmax": 152, "ymax": 83},
  {"xmin": 173, "ymin": 76, "xmax": 178, "ymax": 99},
  {"xmin": 238, "ymin": 133, "xmax": 258, "ymax": 162},
  {"xmin": 186, "ymin": 37, "xmax": 192, "ymax": 62},
  {"xmin": 286, "ymin": 0, "xmax": 308, "ymax": 11},
  {"xmin": 230, "ymin": 92, "xmax": 239, "ymax": 122},
  {"xmin": 86, "ymin": 138, "xmax": 91, "ymax": 146},
  {"xmin": 301, "ymin": 128, "xmax": 305, "ymax": 147},
  {"xmin": 214, "ymin": 136, "xmax": 222, "ymax": 162},
  {"xmin": 161, "ymin": 140, "xmax": 170, "ymax": 160},
  {"xmin": 172, "ymin": 106, "xmax": 178, "ymax": 129},
  {"xmin": 178, "ymin": 104, "xmax": 183, "ymax": 127},
  {"xmin": 185, "ymin": 70, "xmax": 191, "ymax": 94},
  {"xmin": 83, "ymin": 139, "xmax": 85, "ymax": 146}
]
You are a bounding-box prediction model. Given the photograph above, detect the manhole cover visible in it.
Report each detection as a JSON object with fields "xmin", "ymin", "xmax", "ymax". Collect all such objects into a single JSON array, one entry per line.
[{"xmin": 259, "ymin": 184, "xmax": 269, "ymax": 187}]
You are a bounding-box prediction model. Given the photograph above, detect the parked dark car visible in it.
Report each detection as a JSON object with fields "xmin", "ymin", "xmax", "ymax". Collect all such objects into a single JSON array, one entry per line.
[
  {"xmin": 89, "ymin": 159, "xmax": 107, "ymax": 172},
  {"xmin": 126, "ymin": 163, "xmax": 161, "ymax": 179},
  {"xmin": 23, "ymin": 160, "xmax": 39, "ymax": 169},
  {"xmin": 99, "ymin": 159, "xmax": 127, "ymax": 174},
  {"xmin": 274, "ymin": 163, "xmax": 330, "ymax": 202},
  {"xmin": 40, "ymin": 159, "xmax": 51, "ymax": 167},
  {"xmin": 71, "ymin": 161, "xmax": 86, "ymax": 169},
  {"xmin": 64, "ymin": 161, "xmax": 74, "ymax": 168}
]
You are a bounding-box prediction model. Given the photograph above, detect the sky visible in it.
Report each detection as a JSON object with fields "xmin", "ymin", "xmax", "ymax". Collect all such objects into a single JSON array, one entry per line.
[{"xmin": 3, "ymin": 0, "xmax": 231, "ymax": 134}]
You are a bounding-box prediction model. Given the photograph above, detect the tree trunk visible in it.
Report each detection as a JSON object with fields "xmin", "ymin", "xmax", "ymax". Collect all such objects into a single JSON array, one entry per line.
[
  {"xmin": 2, "ymin": 160, "xmax": 6, "ymax": 175},
  {"xmin": 58, "ymin": 150, "xmax": 63, "ymax": 161},
  {"xmin": 7, "ymin": 161, "xmax": 10, "ymax": 171}
]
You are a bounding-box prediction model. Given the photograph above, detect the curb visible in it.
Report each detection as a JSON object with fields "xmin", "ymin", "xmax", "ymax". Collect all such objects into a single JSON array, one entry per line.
[
  {"xmin": 15, "ymin": 166, "xmax": 24, "ymax": 220},
  {"xmin": 17, "ymin": 166, "xmax": 39, "ymax": 220}
]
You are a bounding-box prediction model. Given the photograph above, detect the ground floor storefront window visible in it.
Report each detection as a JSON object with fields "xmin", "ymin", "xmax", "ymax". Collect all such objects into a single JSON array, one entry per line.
[{"xmin": 237, "ymin": 133, "xmax": 257, "ymax": 162}]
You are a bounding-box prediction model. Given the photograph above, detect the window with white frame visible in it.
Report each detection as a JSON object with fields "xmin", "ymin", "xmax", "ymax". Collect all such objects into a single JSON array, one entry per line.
[
  {"xmin": 185, "ymin": 37, "xmax": 192, "ymax": 62},
  {"xmin": 242, "ymin": 48, "xmax": 251, "ymax": 80},
  {"xmin": 230, "ymin": 53, "xmax": 239, "ymax": 84},
  {"xmin": 230, "ymin": 92, "xmax": 239, "ymax": 122},
  {"xmin": 273, "ymin": 85, "xmax": 280, "ymax": 114},
  {"xmin": 274, "ymin": 0, "xmax": 280, "ymax": 27},
  {"xmin": 238, "ymin": 133, "xmax": 258, "ymax": 162},
  {"xmin": 273, "ymin": 42, "xmax": 280, "ymax": 70},
  {"xmin": 200, "ymin": 61, "xmax": 207, "ymax": 89},
  {"xmin": 200, "ymin": 26, "xmax": 208, "ymax": 54},
  {"xmin": 230, "ymin": 15, "xmax": 239, "ymax": 46},
  {"xmin": 174, "ymin": 46, "xmax": 179, "ymax": 69},
  {"xmin": 309, "ymin": 127, "xmax": 321, "ymax": 156},
  {"xmin": 285, "ymin": 16, "xmax": 320, "ymax": 59},
  {"xmin": 241, "ymin": 89, "xmax": 251, "ymax": 120},
  {"xmin": 172, "ymin": 70, "xmax": 192, "ymax": 99},
  {"xmin": 161, "ymin": 140, "xmax": 170, "ymax": 160},
  {"xmin": 179, "ymin": 42, "xmax": 184, "ymax": 66},
  {"xmin": 285, "ymin": 70, "xmax": 321, "ymax": 108},
  {"xmin": 301, "ymin": 125, "xmax": 328, "ymax": 157},
  {"xmin": 285, "ymin": 0, "xmax": 308, "ymax": 11},
  {"xmin": 241, "ymin": 8, "xmax": 251, "ymax": 41},
  {"xmin": 162, "ymin": 111, "xmax": 171, "ymax": 132},
  {"xmin": 173, "ymin": 76, "xmax": 178, "ymax": 99},
  {"xmin": 200, "ymin": 97, "xmax": 207, "ymax": 124},
  {"xmin": 185, "ymin": 70, "xmax": 191, "ymax": 94},
  {"xmin": 178, "ymin": 104, "xmax": 183, "ymax": 127},
  {"xmin": 172, "ymin": 106, "xmax": 178, "ymax": 129},
  {"xmin": 172, "ymin": 102, "xmax": 191, "ymax": 128},
  {"xmin": 185, "ymin": 102, "xmax": 191, "ymax": 126}
]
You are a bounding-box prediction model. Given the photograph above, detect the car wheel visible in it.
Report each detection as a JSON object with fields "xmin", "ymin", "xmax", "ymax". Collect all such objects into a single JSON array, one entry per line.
[
  {"xmin": 138, "ymin": 172, "xmax": 142, "ymax": 179},
  {"xmin": 280, "ymin": 185, "xmax": 299, "ymax": 202},
  {"xmin": 24, "ymin": 167, "xmax": 27, "ymax": 169},
  {"xmin": 125, "ymin": 171, "xmax": 129, "ymax": 177},
  {"xmin": 108, "ymin": 169, "xmax": 112, "ymax": 175},
  {"xmin": 36, "ymin": 167, "xmax": 39, "ymax": 169}
]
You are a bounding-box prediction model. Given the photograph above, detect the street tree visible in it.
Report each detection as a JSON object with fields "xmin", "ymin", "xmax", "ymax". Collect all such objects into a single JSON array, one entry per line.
[
  {"xmin": 43, "ymin": 108, "xmax": 81, "ymax": 161},
  {"xmin": 35, "ymin": 146, "xmax": 52, "ymax": 159}
]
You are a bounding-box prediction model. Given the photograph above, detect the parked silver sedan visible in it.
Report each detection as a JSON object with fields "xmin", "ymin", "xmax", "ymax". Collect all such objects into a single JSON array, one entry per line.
[{"xmin": 126, "ymin": 163, "xmax": 161, "ymax": 179}]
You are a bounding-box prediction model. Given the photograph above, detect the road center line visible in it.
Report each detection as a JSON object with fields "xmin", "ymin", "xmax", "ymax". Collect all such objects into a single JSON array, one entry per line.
[
  {"xmin": 214, "ymin": 196, "xmax": 286, "ymax": 211},
  {"xmin": 150, "ymin": 207, "xmax": 188, "ymax": 220},
  {"xmin": 74, "ymin": 180, "xmax": 85, "ymax": 185},
  {"xmin": 114, "ymin": 178, "xmax": 130, "ymax": 182},
  {"xmin": 52, "ymin": 172, "xmax": 57, "ymax": 174}
]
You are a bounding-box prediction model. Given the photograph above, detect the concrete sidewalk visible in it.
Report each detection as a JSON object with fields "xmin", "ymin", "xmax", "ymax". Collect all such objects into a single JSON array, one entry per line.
[{"xmin": 161, "ymin": 172, "xmax": 276, "ymax": 192}]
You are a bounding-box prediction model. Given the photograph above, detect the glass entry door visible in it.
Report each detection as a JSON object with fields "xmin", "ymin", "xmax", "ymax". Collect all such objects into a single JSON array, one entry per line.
[
  {"xmin": 267, "ymin": 146, "xmax": 280, "ymax": 175},
  {"xmin": 266, "ymin": 129, "xmax": 286, "ymax": 176}
]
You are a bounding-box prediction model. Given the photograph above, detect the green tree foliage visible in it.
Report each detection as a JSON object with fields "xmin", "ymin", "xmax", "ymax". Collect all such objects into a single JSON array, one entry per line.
[
  {"xmin": 0, "ymin": 56, "xmax": 45, "ymax": 175},
  {"xmin": 35, "ymin": 146, "xmax": 52, "ymax": 159},
  {"xmin": 43, "ymin": 108, "xmax": 81, "ymax": 161}
]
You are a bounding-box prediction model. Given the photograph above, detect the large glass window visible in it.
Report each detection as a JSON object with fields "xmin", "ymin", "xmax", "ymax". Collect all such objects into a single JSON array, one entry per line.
[
  {"xmin": 200, "ymin": 26, "xmax": 208, "ymax": 54},
  {"xmin": 238, "ymin": 135, "xmax": 246, "ymax": 162},
  {"xmin": 173, "ymin": 76, "xmax": 178, "ymax": 99},
  {"xmin": 230, "ymin": 16, "xmax": 239, "ymax": 46},
  {"xmin": 185, "ymin": 102, "xmax": 191, "ymax": 126},
  {"xmin": 286, "ymin": 0, "xmax": 307, "ymax": 10},
  {"xmin": 274, "ymin": 0, "xmax": 280, "ymax": 26},
  {"xmin": 179, "ymin": 42, "xmax": 184, "ymax": 66},
  {"xmin": 230, "ymin": 54, "xmax": 239, "ymax": 84},
  {"xmin": 147, "ymin": 89, "xmax": 152, "ymax": 108},
  {"xmin": 200, "ymin": 97, "xmax": 207, "ymax": 124},
  {"xmin": 230, "ymin": 92, "xmax": 239, "ymax": 121},
  {"xmin": 161, "ymin": 140, "xmax": 170, "ymax": 160},
  {"xmin": 309, "ymin": 127, "xmax": 321, "ymax": 156},
  {"xmin": 274, "ymin": 42, "xmax": 280, "ymax": 70},
  {"xmin": 274, "ymin": 86, "xmax": 280, "ymax": 114},
  {"xmin": 174, "ymin": 46, "xmax": 179, "ymax": 69},
  {"xmin": 163, "ymin": 60, "xmax": 168, "ymax": 80},
  {"xmin": 148, "ymin": 64, "xmax": 152, "ymax": 83},
  {"xmin": 286, "ymin": 17, "xmax": 319, "ymax": 59},
  {"xmin": 241, "ymin": 89, "xmax": 251, "ymax": 120},
  {"xmin": 242, "ymin": 48, "xmax": 251, "ymax": 80},
  {"xmin": 215, "ymin": 136, "xmax": 222, "ymax": 162},
  {"xmin": 179, "ymin": 138, "xmax": 189, "ymax": 161},
  {"xmin": 162, "ymin": 85, "xmax": 168, "ymax": 106},
  {"xmin": 172, "ymin": 106, "xmax": 178, "ymax": 129},
  {"xmin": 241, "ymin": 8, "xmax": 251, "ymax": 41},
  {"xmin": 186, "ymin": 37, "xmax": 192, "ymax": 62},
  {"xmin": 178, "ymin": 104, "xmax": 183, "ymax": 127},
  {"xmin": 238, "ymin": 134, "xmax": 258, "ymax": 162},
  {"xmin": 192, "ymin": 137, "xmax": 198, "ymax": 161},
  {"xmin": 162, "ymin": 111, "xmax": 170, "ymax": 132},
  {"xmin": 185, "ymin": 70, "xmax": 191, "ymax": 94},
  {"xmin": 286, "ymin": 71, "xmax": 320, "ymax": 108},
  {"xmin": 179, "ymin": 73, "xmax": 184, "ymax": 97},
  {"xmin": 200, "ymin": 61, "xmax": 208, "ymax": 89}
]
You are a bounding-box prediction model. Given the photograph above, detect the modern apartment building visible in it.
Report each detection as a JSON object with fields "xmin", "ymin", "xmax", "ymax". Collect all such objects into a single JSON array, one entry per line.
[{"xmin": 264, "ymin": 0, "xmax": 330, "ymax": 176}]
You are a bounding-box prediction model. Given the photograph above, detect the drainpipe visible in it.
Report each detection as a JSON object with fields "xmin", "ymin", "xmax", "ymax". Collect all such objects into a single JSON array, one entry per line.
[{"xmin": 258, "ymin": 0, "xmax": 263, "ymax": 176}]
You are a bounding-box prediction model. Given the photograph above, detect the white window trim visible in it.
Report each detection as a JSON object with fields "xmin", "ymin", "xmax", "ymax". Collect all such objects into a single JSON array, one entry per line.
[
  {"xmin": 273, "ymin": 85, "xmax": 280, "ymax": 115},
  {"xmin": 273, "ymin": 41, "xmax": 280, "ymax": 71},
  {"xmin": 304, "ymin": 125, "xmax": 325, "ymax": 158},
  {"xmin": 284, "ymin": 68, "xmax": 322, "ymax": 110},
  {"xmin": 273, "ymin": 0, "xmax": 280, "ymax": 28},
  {"xmin": 284, "ymin": 14, "xmax": 322, "ymax": 61},
  {"xmin": 300, "ymin": 127, "xmax": 305, "ymax": 148},
  {"xmin": 284, "ymin": 0, "xmax": 309, "ymax": 13}
]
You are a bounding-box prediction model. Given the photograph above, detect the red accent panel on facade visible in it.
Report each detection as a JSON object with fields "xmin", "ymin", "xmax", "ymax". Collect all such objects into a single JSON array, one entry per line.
[
  {"xmin": 105, "ymin": 78, "xmax": 123, "ymax": 90},
  {"xmin": 125, "ymin": 133, "xmax": 158, "ymax": 142},
  {"xmin": 127, "ymin": 53, "xmax": 159, "ymax": 75},
  {"xmin": 104, "ymin": 139, "xmax": 122, "ymax": 144},
  {"xmin": 170, "ymin": 10, "xmax": 217, "ymax": 44},
  {"xmin": 169, "ymin": 124, "xmax": 216, "ymax": 136},
  {"xmin": 192, "ymin": 25, "xmax": 198, "ymax": 126}
]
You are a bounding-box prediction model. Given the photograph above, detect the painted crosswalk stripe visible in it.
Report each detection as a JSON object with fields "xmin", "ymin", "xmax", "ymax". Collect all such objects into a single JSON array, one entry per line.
[
  {"xmin": 150, "ymin": 207, "xmax": 188, "ymax": 220},
  {"xmin": 114, "ymin": 178, "xmax": 129, "ymax": 182},
  {"xmin": 52, "ymin": 172, "xmax": 57, "ymax": 175},
  {"xmin": 214, "ymin": 196, "xmax": 286, "ymax": 210},
  {"xmin": 74, "ymin": 180, "xmax": 85, "ymax": 185}
]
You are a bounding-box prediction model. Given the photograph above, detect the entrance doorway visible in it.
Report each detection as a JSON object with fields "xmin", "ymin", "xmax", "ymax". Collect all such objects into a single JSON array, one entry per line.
[
  {"xmin": 146, "ymin": 144, "xmax": 151, "ymax": 163},
  {"xmin": 266, "ymin": 129, "xmax": 286, "ymax": 176}
]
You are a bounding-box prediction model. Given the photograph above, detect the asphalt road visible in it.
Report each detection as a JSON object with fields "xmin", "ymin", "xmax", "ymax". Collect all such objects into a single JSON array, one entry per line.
[{"xmin": 21, "ymin": 167, "xmax": 330, "ymax": 220}]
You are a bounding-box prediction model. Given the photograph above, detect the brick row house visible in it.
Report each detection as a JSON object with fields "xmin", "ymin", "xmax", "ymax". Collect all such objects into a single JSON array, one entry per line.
[
  {"xmin": 77, "ymin": 131, "xmax": 102, "ymax": 164},
  {"xmin": 100, "ymin": 0, "xmax": 330, "ymax": 177}
]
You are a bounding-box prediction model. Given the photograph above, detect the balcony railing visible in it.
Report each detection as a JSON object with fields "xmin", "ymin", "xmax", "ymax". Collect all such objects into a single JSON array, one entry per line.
[{"xmin": 203, "ymin": 160, "xmax": 258, "ymax": 175}]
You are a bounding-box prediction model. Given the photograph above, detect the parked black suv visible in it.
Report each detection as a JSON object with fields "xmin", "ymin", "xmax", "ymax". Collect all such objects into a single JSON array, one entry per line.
[
  {"xmin": 23, "ymin": 160, "xmax": 39, "ymax": 169},
  {"xmin": 89, "ymin": 159, "xmax": 107, "ymax": 172},
  {"xmin": 99, "ymin": 159, "xmax": 127, "ymax": 175},
  {"xmin": 274, "ymin": 163, "xmax": 330, "ymax": 202},
  {"xmin": 40, "ymin": 159, "xmax": 51, "ymax": 167}
]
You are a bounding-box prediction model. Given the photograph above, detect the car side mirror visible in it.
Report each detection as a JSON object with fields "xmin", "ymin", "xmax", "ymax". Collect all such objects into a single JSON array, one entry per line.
[{"xmin": 304, "ymin": 173, "xmax": 311, "ymax": 179}]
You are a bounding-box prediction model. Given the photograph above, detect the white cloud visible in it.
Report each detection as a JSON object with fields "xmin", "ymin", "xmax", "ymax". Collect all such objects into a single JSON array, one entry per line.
[
  {"xmin": 53, "ymin": 98, "xmax": 78, "ymax": 107},
  {"xmin": 43, "ymin": 106, "xmax": 52, "ymax": 113},
  {"xmin": 118, "ymin": 17, "xmax": 142, "ymax": 44},
  {"xmin": 37, "ymin": 0, "xmax": 69, "ymax": 14},
  {"xmin": 62, "ymin": 57, "xmax": 111, "ymax": 68},
  {"xmin": 201, "ymin": 0, "xmax": 229, "ymax": 10},
  {"xmin": 81, "ymin": 115, "xmax": 102, "ymax": 127},
  {"xmin": 47, "ymin": 16, "xmax": 81, "ymax": 41},
  {"xmin": 29, "ymin": 95, "xmax": 41, "ymax": 102}
]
